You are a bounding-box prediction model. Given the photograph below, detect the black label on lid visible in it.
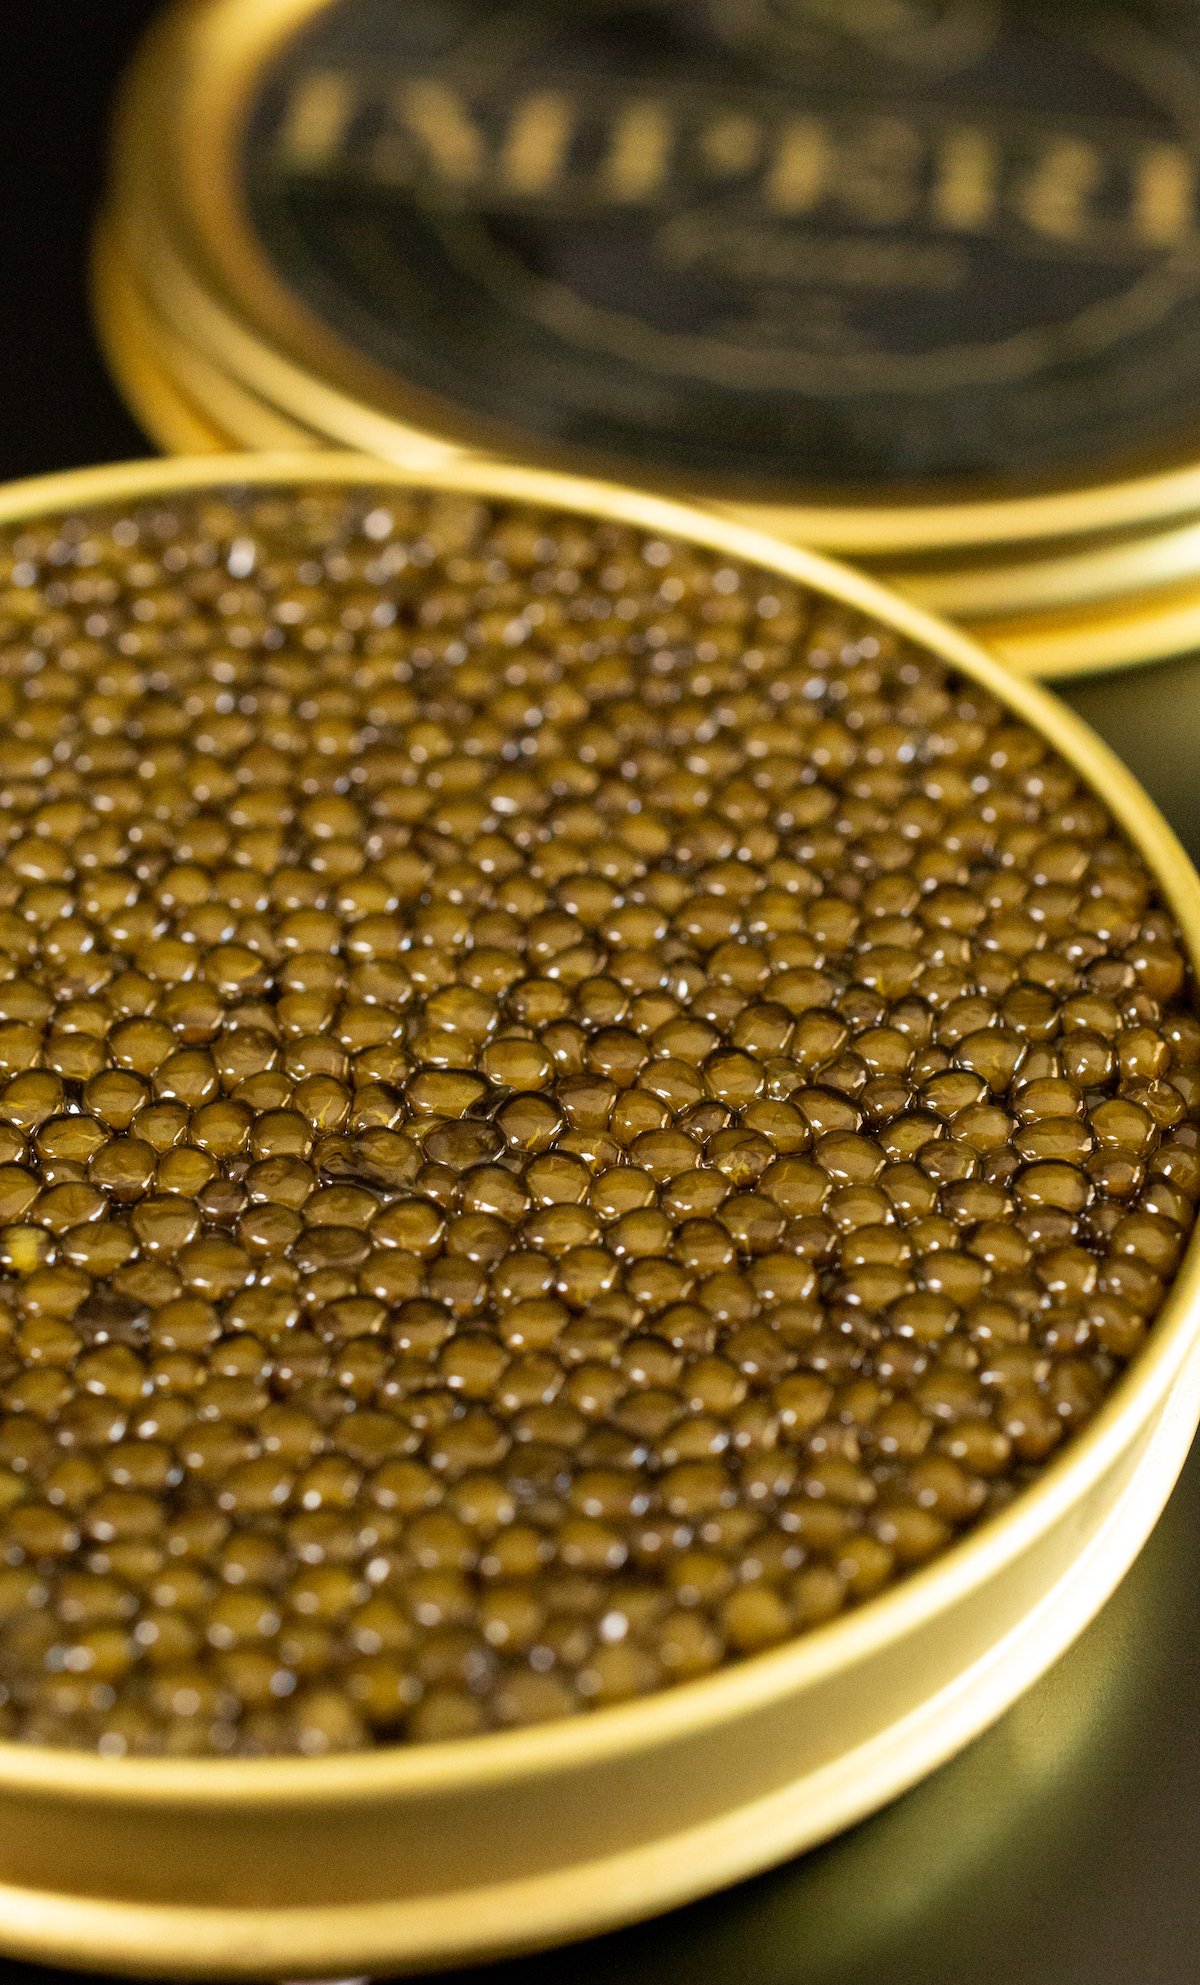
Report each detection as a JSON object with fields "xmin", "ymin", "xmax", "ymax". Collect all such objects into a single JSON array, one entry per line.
[{"xmin": 242, "ymin": 0, "xmax": 1200, "ymax": 494}]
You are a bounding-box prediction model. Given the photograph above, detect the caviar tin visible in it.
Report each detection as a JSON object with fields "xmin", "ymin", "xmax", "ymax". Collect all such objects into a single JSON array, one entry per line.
[
  {"xmin": 0, "ymin": 449, "xmax": 1195, "ymax": 1979},
  {"xmin": 99, "ymin": 0, "xmax": 1200, "ymax": 677}
]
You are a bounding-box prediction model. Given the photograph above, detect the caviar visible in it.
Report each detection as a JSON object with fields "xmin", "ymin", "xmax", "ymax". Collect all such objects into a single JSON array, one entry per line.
[{"xmin": 0, "ymin": 481, "xmax": 1192, "ymax": 1757}]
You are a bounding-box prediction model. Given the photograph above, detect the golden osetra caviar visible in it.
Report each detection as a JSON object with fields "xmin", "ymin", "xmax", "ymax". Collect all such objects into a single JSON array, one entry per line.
[
  {"xmin": 0, "ymin": 456, "xmax": 1198, "ymax": 1981},
  {"xmin": 101, "ymin": 0, "xmax": 1200, "ymax": 675},
  {"xmin": 0, "ymin": 455, "xmax": 1195, "ymax": 1764}
]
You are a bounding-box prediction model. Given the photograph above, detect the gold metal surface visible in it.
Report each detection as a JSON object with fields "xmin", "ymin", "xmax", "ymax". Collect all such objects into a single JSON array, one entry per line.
[
  {"xmin": 505, "ymin": 1463, "xmax": 1199, "ymax": 1985},
  {"xmin": 106, "ymin": 12, "xmax": 478, "ymax": 475},
  {"xmin": 0, "ymin": 452, "xmax": 1196, "ymax": 1980},
  {"xmin": 979, "ymin": 574, "xmax": 1200, "ymax": 680},
  {"xmin": 92, "ymin": 226, "xmax": 322, "ymax": 456},
  {"xmin": 91, "ymin": 233, "xmax": 233, "ymax": 456},
  {"xmin": 888, "ymin": 514, "xmax": 1200, "ymax": 620},
  {"xmin": 104, "ymin": 0, "xmax": 1200, "ymax": 559},
  {"xmin": 99, "ymin": 212, "xmax": 1200, "ymax": 641}
]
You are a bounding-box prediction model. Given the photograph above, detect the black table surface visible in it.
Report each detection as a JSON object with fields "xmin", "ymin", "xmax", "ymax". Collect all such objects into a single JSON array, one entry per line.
[{"xmin": 7, "ymin": 6, "xmax": 1200, "ymax": 1983}]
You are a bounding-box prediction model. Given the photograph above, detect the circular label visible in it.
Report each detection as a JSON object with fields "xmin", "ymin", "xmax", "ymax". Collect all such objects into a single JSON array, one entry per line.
[{"xmin": 242, "ymin": 0, "xmax": 1200, "ymax": 492}]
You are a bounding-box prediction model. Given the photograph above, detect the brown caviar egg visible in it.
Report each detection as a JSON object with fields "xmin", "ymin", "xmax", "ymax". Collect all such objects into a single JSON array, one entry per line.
[{"xmin": 0, "ymin": 484, "xmax": 1190, "ymax": 1758}]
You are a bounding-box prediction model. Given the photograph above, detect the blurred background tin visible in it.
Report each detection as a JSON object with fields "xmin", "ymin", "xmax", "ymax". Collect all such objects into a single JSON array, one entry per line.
[{"xmin": 98, "ymin": 0, "xmax": 1200, "ymax": 678}]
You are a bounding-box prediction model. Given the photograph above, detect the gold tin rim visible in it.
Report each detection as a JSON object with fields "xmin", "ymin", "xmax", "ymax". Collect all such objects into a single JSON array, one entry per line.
[
  {"xmin": 92, "ymin": 224, "xmax": 324, "ymax": 458},
  {"xmin": 890, "ymin": 515, "xmax": 1200, "ymax": 622},
  {"xmin": 0, "ymin": 452, "xmax": 1196, "ymax": 1975},
  {"xmin": 91, "ymin": 234, "xmax": 249, "ymax": 458},
  {"xmin": 106, "ymin": 0, "xmax": 1200, "ymax": 559},
  {"xmin": 0, "ymin": 448, "xmax": 1190, "ymax": 1793},
  {"xmin": 93, "ymin": 215, "xmax": 1200, "ymax": 688},
  {"xmin": 104, "ymin": 180, "xmax": 477, "ymax": 475},
  {"xmin": 980, "ymin": 573, "xmax": 1200, "ymax": 680}
]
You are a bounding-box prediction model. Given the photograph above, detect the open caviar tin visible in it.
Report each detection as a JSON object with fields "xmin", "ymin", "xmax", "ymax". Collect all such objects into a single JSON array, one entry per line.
[
  {"xmin": 99, "ymin": 0, "xmax": 1200, "ymax": 678},
  {"xmin": 0, "ymin": 451, "xmax": 1198, "ymax": 1979}
]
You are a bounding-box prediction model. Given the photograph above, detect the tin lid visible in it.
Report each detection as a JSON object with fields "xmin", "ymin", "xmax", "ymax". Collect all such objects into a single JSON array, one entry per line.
[
  {"xmin": 970, "ymin": 565, "xmax": 1200, "ymax": 674},
  {"xmin": 106, "ymin": 0, "xmax": 1200, "ymax": 557},
  {"xmin": 92, "ymin": 224, "xmax": 321, "ymax": 455},
  {"xmin": 882, "ymin": 511, "xmax": 1200, "ymax": 618}
]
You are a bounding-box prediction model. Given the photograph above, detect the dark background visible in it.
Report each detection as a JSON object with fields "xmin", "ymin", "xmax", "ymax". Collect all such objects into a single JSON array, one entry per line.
[
  {"xmin": 0, "ymin": 2, "xmax": 153, "ymax": 482},
  {"xmin": 5, "ymin": 6, "xmax": 1200, "ymax": 1984}
]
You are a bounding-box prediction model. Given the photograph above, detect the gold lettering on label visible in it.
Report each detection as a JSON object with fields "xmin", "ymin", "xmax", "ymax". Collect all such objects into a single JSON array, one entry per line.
[
  {"xmin": 658, "ymin": 213, "xmax": 966, "ymax": 292},
  {"xmin": 933, "ymin": 127, "xmax": 998, "ymax": 231},
  {"xmin": 278, "ymin": 71, "xmax": 356, "ymax": 170},
  {"xmin": 1134, "ymin": 144, "xmax": 1196, "ymax": 246},
  {"xmin": 699, "ymin": 112, "xmax": 763, "ymax": 178},
  {"xmin": 603, "ymin": 101, "xmax": 672, "ymax": 200},
  {"xmin": 767, "ymin": 119, "xmax": 829, "ymax": 213},
  {"xmin": 836, "ymin": 118, "xmax": 925, "ymax": 227},
  {"xmin": 1016, "ymin": 138, "xmax": 1103, "ymax": 242},
  {"xmin": 502, "ymin": 92, "xmax": 574, "ymax": 194},
  {"xmin": 394, "ymin": 81, "xmax": 484, "ymax": 187}
]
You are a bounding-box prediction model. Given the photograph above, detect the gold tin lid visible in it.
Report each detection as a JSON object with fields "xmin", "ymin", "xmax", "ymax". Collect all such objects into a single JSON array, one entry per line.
[
  {"xmin": 971, "ymin": 565, "xmax": 1200, "ymax": 675},
  {"xmin": 0, "ymin": 451, "xmax": 1197, "ymax": 1978},
  {"xmin": 92, "ymin": 223, "xmax": 325, "ymax": 457},
  {"xmin": 105, "ymin": 0, "xmax": 1200, "ymax": 559}
]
